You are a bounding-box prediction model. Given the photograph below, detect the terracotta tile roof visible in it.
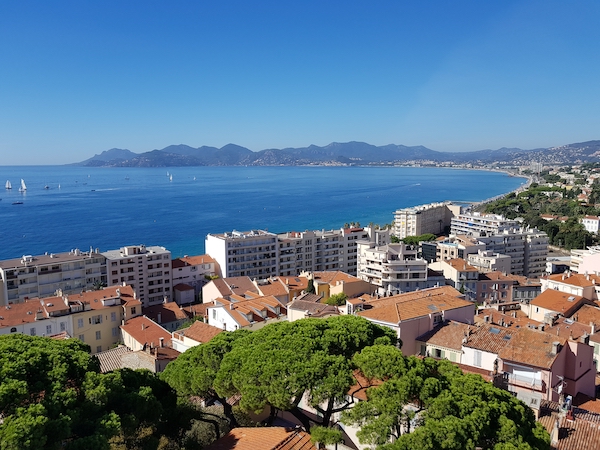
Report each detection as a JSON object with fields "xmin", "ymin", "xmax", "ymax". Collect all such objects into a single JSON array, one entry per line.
[
  {"xmin": 571, "ymin": 304, "xmax": 600, "ymax": 328},
  {"xmin": 348, "ymin": 370, "xmax": 383, "ymax": 401},
  {"xmin": 416, "ymin": 321, "xmax": 472, "ymax": 351},
  {"xmin": 538, "ymin": 401, "xmax": 600, "ymax": 450},
  {"xmin": 357, "ymin": 286, "xmax": 471, "ymax": 325},
  {"xmin": 474, "ymin": 308, "xmax": 543, "ymax": 329},
  {"xmin": 68, "ymin": 285, "xmax": 138, "ymax": 311},
  {"xmin": 121, "ymin": 315, "xmax": 172, "ymax": 348},
  {"xmin": 173, "ymin": 321, "xmax": 223, "ymax": 344},
  {"xmin": 143, "ymin": 301, "xmax": 188, "ymax": 323},
  {"xmin": 547, "ymin": 273, "xmax": 600, "ymax": 288},
  {"xmin": 256, "ymin": 278, "xmax": 289, "ymax": 297},
  {"xmin": 288, "ymin": 300, "xmax": 339, "ymax": 318},
  {"xmin": 464, "ymin": 322, "xmax": 516, "ymax": 354},
  {"xmin": 312, "ymin": 271, "xmax": 364, "ymax": 286},
  {"xmin": 445, "ymin": 258, "xmax": 479, "ymax": 272},
  {"xmin": 223, "ymin": 277, "xmax": 259, "ymax": 296},
  {"xmin": 531, "ymin": 290, "xmax": 587, "ymax": 316},
  {"xmin": 210, "ymin": 296, "xmax": 287, "ymax": 328},
  {"xmin": 172, "ymin": 254, "xmax": 216, "ymax": 269},
  {"xmin": 278, "ymin": 276, "xmax": 309, "ymax": 291},
  {"xmin": 545, "ymin": 317, "xmax": 592, "ymax": 341},
  {"xmin": 96, "ymin": 345, "xmax": 131, "ymax": 373},
  {"xmin": 498, "ymin": 328, "xmax": 567, "ymax": 369},
  {"xmin": 182, "ymin": 303, "xmax": 211, "ymax": 320},
  {"xmin": 204, "ymin": 427, "xmax": 316, "ymax": 450}
]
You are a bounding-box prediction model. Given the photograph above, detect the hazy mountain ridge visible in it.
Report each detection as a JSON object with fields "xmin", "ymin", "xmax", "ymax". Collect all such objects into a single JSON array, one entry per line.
[{"xmin": 76, "ymin": 140, "xmax": 600, "ymax": 167}]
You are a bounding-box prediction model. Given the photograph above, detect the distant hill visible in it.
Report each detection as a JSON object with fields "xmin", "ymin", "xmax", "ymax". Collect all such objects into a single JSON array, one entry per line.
[{"xmin": 75, "ymin": 140, "xmax": 600, "ymax": 167}]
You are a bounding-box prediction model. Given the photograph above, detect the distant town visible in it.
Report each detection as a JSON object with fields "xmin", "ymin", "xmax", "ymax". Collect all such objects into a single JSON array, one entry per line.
[{"xmin": 5, "ymin": 161, "xmax": 600, "ymax": 449}]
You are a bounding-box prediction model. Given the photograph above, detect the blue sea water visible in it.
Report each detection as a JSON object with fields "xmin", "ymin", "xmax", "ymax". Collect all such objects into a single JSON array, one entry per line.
[{"xmin": 0, "ymin": 166, "xmax": 525, "ymax": 260}]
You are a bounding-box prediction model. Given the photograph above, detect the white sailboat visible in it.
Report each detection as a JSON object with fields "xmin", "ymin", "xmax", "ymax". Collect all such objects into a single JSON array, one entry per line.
[
  {"xmin": 169, "ymin": 174, "xmax": 173, "ymax": 182},
  {"xmin": 5, "ymin": 180, "xmax": 11, "ymax": 190},
  {"xmin": 18, "ymin": 179, "xmax": 26, "ymax": 192}
]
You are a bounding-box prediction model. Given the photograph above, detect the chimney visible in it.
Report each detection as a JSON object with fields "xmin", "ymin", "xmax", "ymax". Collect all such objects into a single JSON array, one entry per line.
[
  {"xmin": 551, "ymin": 341, "xmax": 561, "ymax": 355},
  {"xmin": 591, "ymin": 322, "xmax": 596, "ymax": 334},
  {"xmin": 551, "ymin": 418, "xmax": 559, "ymax": 447},
  {"xmin": 484, "ymin": 315, "xmax": 490, "ymax": 323}
]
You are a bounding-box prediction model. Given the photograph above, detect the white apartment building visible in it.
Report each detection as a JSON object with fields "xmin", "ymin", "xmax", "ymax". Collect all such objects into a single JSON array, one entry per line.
[
  {"xmin": 102, "ymin": 245, "xmax": 172, "ymax": 307},
  {"xmin": 357, "ymin": 231, "xmax": 443, "ymax": 295},
  {"xmin": 450, "ymin": 212, "xmax": 519, "ymax": 237},
  {"xmin": 0, "ymin": 249, "xmax": 107, "ymax": 306},
  {"xmin": 205, "ymin": 230, "xmax": 278, "ymax": 279},
  {"xmin": 277, "ymin": 227, "xmax": 370, "ymax": 276},
  {"xmin": 393, "ymin": 202, "xmax": 460, "ymax": 239},
  {"xmin": 429, "ymin": 258, "xmax": 479, "ymax": 301},
  {"xmin": 467, "ymin": 250, "xmax": 512, "ymax": 274}
]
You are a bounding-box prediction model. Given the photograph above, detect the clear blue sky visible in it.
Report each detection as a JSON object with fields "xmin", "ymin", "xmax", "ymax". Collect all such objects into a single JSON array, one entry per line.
[{"xmin": 1, "ymin": 1, "xmax": 599, "ymax": 165}]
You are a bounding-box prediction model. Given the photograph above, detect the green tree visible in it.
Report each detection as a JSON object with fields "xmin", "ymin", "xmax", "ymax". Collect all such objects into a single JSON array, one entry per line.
[
  {"xmin": 213, "ymin": 316, "xmax": 396, "ymax": 431},
  {"xmin": 161, "ymin": 330, "xmax": 250, "ymax": 430},
  {"xmin": 306, "ymin": 278, "xmax": 316, "ymax": 294},
  {"xmin": 324, "ymin": 293, "xmax": 347, "ymax": 306}
]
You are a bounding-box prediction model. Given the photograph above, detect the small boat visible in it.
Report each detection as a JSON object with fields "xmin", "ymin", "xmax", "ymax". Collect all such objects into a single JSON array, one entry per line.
[
  {"xmin": 58, "ymin": 184, "xmax": 61, "ymax": 189},
  {"xmin": 5, "ymin": 180, "xmax": 11, "ymax": 190},
  {"xmin": 166, "ymin": 171, "xmax": 170, "ymax": 177},
  {"xmin": 44, "ymin": 185, "xmax": 49, "ymax": 190},
  {"xmin": 169, "ymin": 174, "xmax": 173, "ymax": 182},
  {"xmin": 18, "ymin": 179, "xmax": 26, "ymax": 192},
  {"xmin": 12, "ymin": 201, "xmax": 23, "ymax": 205}
]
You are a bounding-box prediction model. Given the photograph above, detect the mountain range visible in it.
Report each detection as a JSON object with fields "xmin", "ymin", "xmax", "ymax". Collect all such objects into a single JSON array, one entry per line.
[{"xmin": 76, "ymin": 140, "xmax": 600, "ymax": 167}]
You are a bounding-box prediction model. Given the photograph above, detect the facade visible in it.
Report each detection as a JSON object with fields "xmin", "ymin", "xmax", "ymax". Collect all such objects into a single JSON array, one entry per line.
[
  {"xmin": 429, "ymin": 258, "xmax": 479, "ymax": 301},
  {"xmin": 0, "ymin": 285, "xmax": 140, "ymax": 354},
  {"xmin": 102, "ymin": 245, "xmax": 172, "ymax": 307},
  {"xmin": 207, "ymin": 294, "xmax": 287, "ymax": 331},
  {"xmin": 0, "ymin": 249, "xmax": 107, "ymax": 306},
  {"xmin": 206, "ymin": 230, "xmax": 278, "ymax": 279},
  {"xmin": 450, "ymin": 212, "xmax": 519, "ymax": 237},
  {"xmin": 171, "ymin": 254, "xmax": 220, "ymax": 300},
  {"xmin": 355, "ymin": 285, "xmax": 473, "ymax": 355},
  {"xmin": 435, "ymin": 235, "xmax": 485, "ymax": 262},
  {"xmin": 467, "ymin": 250, "xmax": 512, "ymax": 274},
  {"xmin": 581, "ymin": 215, "xmax": 600, "ymax": 234},
  {"xmin": 171, "ymin": 320, "xmax": 223, "ymax": 353},
  {"xmin": 393, "ymin": 201, "xmax": 460, "ymax": 239},
  {"xmin": 277, "ymin": 227, "xmax": 370, "ymax": 277}
]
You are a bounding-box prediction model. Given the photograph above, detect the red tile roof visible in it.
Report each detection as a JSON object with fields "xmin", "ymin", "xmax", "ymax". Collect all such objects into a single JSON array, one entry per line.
[
  {"xmin": 173, "ymin": 321, "xmax": 223, "ymax": 344},
  {"xmin": 530, "ymin": 290, "xmax": 587, "ymax": 316},
  {"xmin": 121, "ymin": 315, "xmax": 172, "ymax": 348},
  {"xmin": 204, "ymin": 427, "xmax": 316, "ymax": 450}
]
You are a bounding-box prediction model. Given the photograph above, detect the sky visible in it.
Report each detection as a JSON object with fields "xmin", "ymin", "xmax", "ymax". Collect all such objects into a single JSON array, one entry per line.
[{"xmin": 1, "ymin": 1, "xmax": 599, "ymax": 165}]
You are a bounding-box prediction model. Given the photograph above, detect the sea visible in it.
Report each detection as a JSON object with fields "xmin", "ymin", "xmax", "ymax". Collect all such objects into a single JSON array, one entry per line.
[{"xmin": 0, "ymin": 166, "xmax": 526, "ymax": 261}]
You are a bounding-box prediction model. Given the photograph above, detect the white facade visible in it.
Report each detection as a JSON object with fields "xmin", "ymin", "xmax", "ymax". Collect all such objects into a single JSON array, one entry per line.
[
  {"xmin": 461, "ymin": 346, "xmax": 498, "ymax": 371},
  {"xmin": 206, "ymin": 230, "xmax": 278, "ymax": 279},
  {"xmin": 102, "ymin": 245, "xmax": 172, "ymax": 307},
  {"xmin": 0, "ymin": 249, "xmax": 107, "ymax": 306},
  {"xmin": 581, "ymin": 216, "xmax": 600, "ymax": 234},
  {"xmin": 277, "ymin": 227, "xmax": 370, "ymax": 276},
  {"xmin": 393, "ymin": 202, "xmax": 458, "ymax": 239},
  {"xmin": 357, "ymin": 232, "xmax": 440, "ymax": 295},
  {"xmin": 450, "ymin": 212, "xmax": 519, "ymax": 237},
  {"xmin": 467, "ymin": 250, "xmax": 512, "ymax": 274}
]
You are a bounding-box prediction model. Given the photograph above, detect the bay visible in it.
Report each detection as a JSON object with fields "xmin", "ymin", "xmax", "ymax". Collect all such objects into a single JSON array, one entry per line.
[{"xmin": 0, "ymin": 166, "xmax": 525, "ymax": 260}]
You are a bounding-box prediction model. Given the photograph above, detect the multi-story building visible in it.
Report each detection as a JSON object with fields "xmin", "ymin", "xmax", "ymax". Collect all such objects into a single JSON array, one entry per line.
[
  {"xmin": 429, "ymin": 258, "xmax": 479, "ymax": 301},
  {"xmin": 357, "ymin": 230, "xmax": 444, "ymax": 295},
  {"xmin": 393, "ymin": 202, "xmax": 460, "ymax": 239},
  {"xmin": 206, "ymin": 230, "xmax": 278, "ymax": 279},
  {"xmin": 0, "ymin": 248, "xmax": 107, "ymax": 306},
  {"xmin": 450, "ymin": 212, "xmax": 519, "ymax": 237},
  {"xmin": 434, "ymin": 235, "xmax": 485, "ymax": 262},
  {"xmin": 102, "ymin": 245, "xmax": 172, "ymax": 307},
  {"xmin": 277, "ymin": 227, "xmax": 370, "ymax": 276},
  {"xmin": 0, "ymin": 285, "xmax": 141, "ymax": 354},
  {"xmin": 467, "ymin": 250, "xmax": 512, "ymax": 274},
  {"xmin": 581, "ymin": 215, "xmax": 600, "ymax": 234},
  {"xmin": 171, "ymin": 254, "xmax": 220, "ymax": 302}
]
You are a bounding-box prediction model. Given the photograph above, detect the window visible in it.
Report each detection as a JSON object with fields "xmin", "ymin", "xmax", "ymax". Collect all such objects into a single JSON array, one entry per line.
[
  {"xmin": 112, "ymin": 327, "xmax": 119, "ymax": 337},
  {"xmin": 111, "ymin": 312, "xmax": 117, "ymax": 322},
  {"xmin": 79, "ymin": 334, "xmax": 85, "ymax": 342},
  {"xmin": 78, "ymin": 318, "xmax": 84, "ymax": 328},
  {"xmin": 46, "ymin": 325, "xmax": 52, "ymax": 335},
  {"xmin": 95, "ymin": 331, "xmax": 101, "ymax": 340},
  {"xmin": 10, "ymin": 327, "xmax": 17, "ymax": 333},
  {"xmin": 212, "ymin": 309, "xmax": 216, "ymax": 319},
  {"xmin": 30, "ymin": 328, "xmax": 36, "ymax": 336},
  {"xmin": 131, "ymin": 307, "xmax": 137, "ymax": 315},
  {"xmin": 90, "ymin": 314, "xmax": 102, "ymax": 325},
  {"xmin": 474, "ymin": 350, "xmax": 482, "ymax": 367},
  {"xmin": 60, "ymin": 322, "xmax": 66, "ymax": 331},
  {"xmin": 96, "ymin": 346, "xmax": 102, "ymax": 353}
]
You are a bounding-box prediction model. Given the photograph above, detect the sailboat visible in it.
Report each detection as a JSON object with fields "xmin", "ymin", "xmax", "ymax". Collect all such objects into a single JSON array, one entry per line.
[
  {"xmin": 5, "ymin": 180, "xmax": 11, "ymax": 190},
  {"xmin": 18, "ymin": 179, "xmax": 26, "ymax": 193},
  {"xmin": 169, "ymin": 174, "xmax": 173, "ymax": 182}
]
